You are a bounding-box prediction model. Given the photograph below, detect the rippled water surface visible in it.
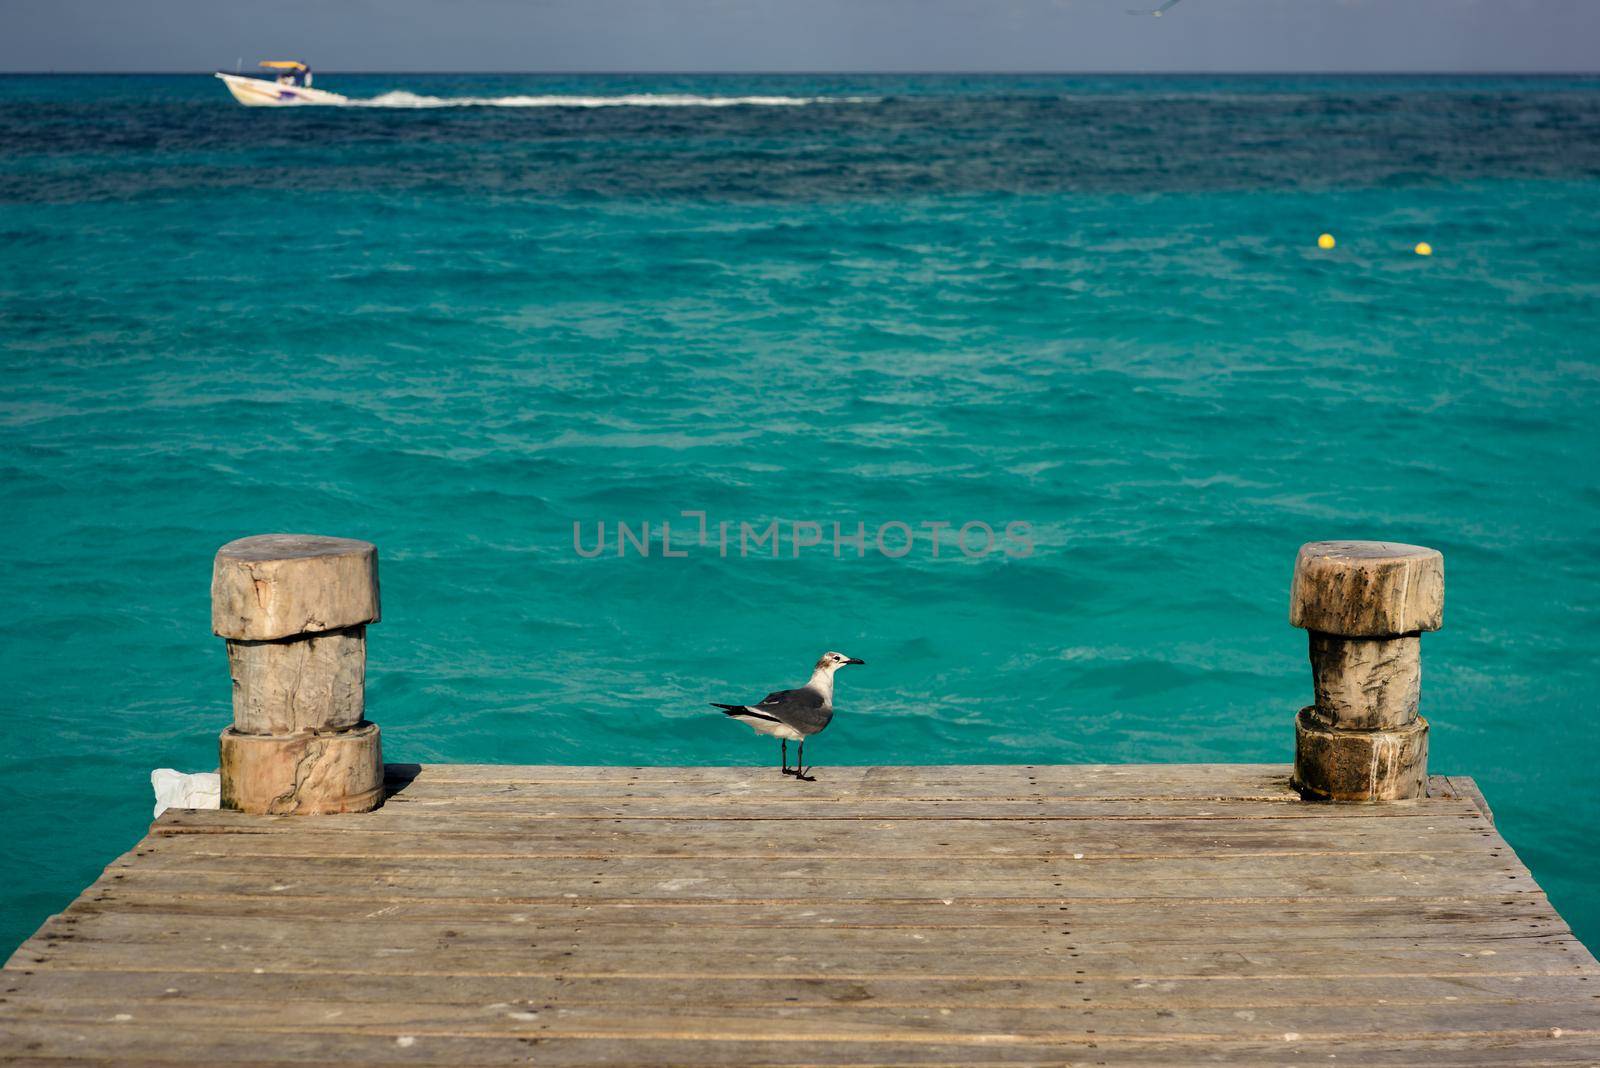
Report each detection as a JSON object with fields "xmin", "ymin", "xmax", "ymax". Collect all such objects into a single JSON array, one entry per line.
[{"xmin": 2, "ymin": 73, "xmax": 1598, "ymax": 955}]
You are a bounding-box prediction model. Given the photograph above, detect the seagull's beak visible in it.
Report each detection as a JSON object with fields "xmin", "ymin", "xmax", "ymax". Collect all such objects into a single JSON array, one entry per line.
[{"xmin": 845, "ymin": 657, "xmax": 865, "ymax": 666}]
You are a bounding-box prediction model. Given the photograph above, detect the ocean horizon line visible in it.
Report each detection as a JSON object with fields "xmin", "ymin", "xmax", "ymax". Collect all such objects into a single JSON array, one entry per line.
[{"xmin": 5, "ymin": 68, "xmax": 1600, "ymax": 77}]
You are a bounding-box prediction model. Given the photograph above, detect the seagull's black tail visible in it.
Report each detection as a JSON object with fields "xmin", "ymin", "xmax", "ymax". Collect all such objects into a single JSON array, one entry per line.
[{"xmin": 711, "ymin": 702, "xmax": 781, "ymax": 722}]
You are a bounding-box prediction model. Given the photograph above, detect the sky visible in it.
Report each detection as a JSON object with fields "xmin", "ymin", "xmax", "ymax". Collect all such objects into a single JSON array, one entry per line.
[{"xmin": 1, "ymin": 0, "xmax": 1596, "ymax": 73}]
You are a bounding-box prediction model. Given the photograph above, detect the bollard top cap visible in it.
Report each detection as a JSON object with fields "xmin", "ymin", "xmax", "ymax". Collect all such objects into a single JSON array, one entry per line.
[
  {"xmin": 212, "ymin": 534, "xmax": 380, "ymax": 641},
  {"xmin": 1290, "ymin": 540, "xmax": 1443, "ymax": 637},
  {"xmin": 215, "ymin": 533, "xmax": 374, "ymax": 563}
]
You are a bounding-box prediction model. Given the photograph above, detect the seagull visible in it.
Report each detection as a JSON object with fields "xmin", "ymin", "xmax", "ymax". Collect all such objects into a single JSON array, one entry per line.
[
  {"xmin": 711, "ymin": 651, "xmax": 864, "ymax": 781},
  {"xmin": 1128, "ymin": 0, "xmax": 1182, "ymax": 15}
]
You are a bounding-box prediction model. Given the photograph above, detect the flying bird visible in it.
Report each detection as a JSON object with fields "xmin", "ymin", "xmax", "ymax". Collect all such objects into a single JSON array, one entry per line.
[
  {"xmin": 711, "ymin": 651, "xmax": 864, "ymax": 781},
  {"xmin": 1128, "ymin": 0, "xmax": 1183, "ymax": 15}
]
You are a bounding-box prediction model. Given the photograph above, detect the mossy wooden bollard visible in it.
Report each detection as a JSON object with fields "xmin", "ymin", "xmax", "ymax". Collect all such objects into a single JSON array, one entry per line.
[
  {"xmin": 1290, "ymin": 540, "xmax": 1444, "ymax": 802},
  {"xmin": 212, "ymin": 534, "xmax": 384, "ymax": 814}
]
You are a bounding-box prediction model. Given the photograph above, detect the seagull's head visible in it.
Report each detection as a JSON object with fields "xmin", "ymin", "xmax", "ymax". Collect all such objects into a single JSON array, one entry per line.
[{"xmin": 815, "ymin": 651, "xmax": 866, "ymax": 673}]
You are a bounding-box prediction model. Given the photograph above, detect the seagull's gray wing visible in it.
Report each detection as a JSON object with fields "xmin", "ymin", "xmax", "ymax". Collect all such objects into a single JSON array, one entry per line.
[
  {"xmin": 755, "ymin": 687, "xmax": 833, "ymax": 736},
  {"xmin": 755, "ymin": 688, "xmax": 810, "ymax": 708}
]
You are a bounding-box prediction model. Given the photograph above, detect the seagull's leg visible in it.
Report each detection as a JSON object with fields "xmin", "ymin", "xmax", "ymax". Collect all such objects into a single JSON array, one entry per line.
[
  {"xmin": 781, "ymin": 739, "xmax": 789, "ymax": 775},
  {"xmin": 795, "ymin": 740, "xmax": 814, "ymax": 782}
]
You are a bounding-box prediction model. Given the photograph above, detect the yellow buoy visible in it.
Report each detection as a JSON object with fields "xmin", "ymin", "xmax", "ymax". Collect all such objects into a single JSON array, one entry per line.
[
  {"xmin": 1317, "ymin": 233, "xmax": 1336, "ymax": 250},
  {"xmin": 1414, "ymin": 242, "xmax": 1433, "ymax": 256}
]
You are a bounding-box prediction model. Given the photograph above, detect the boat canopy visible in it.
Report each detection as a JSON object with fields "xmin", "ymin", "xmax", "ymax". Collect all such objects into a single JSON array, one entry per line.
[{"xmin": 258, "ymin": 61, "xmax": 308, "ymax": 71}]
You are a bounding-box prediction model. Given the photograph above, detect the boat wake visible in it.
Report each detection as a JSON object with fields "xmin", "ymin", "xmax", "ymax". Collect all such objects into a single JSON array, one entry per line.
[{"xmin": 343, "ymin": 91, "xmax": 878, "ymax": 109}]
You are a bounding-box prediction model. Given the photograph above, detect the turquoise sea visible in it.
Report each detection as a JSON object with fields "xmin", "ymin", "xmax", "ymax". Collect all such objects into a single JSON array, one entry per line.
[{"xmin": 2, "ymin": 73, "xmax": 1598, "ymax": 957}]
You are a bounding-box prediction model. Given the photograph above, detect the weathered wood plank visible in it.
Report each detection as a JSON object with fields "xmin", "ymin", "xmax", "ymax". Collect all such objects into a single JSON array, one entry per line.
[
  {"xmin": 376, "ymin": 765, "xmax": 1476, "ymax": 799},
  {"xmin": 16, "ymin": 929, "xmax": 1595, "ymax": 981},
  {"xmin": 152, "ymin": 818, "xmax": 1497, "ymax": 850},
  {"xmin": 134, "ymin": 816, "xmax": 1510, "ymax": 889},
  {"xmin": 7, "ymin": 995, "xmax": 1599, "ymax": 1045},
  {"xmin": 163, "ymin": 796, "xmax": 1494, "ymax": 823},
  {"xmin": 100, "ymin": 847, "xmax": 1532, "ymax": 883},
  {"xmin": 379, "ymin": 771, "xmax": 1302, "ymax": 802},
  {"xmin": 3, "ymin": 1021, "xmax": 1599, "ymax": 1067},
  {"xmin": 24, "ymin": 907, "xmax": 1583, "ymax": 957},
  {"xmin": 383, "ymin": 763, "xmax": 1297, "ymax": 787},
  {"xmin": 54, "ymin": 892, "xmax": 1575, "ymax": 935},
  {"xmin": 69, "ymin": 864, "xmax": 1548, "ymax": 905},
  {"xmin": 7, "ymin": 967, "xmax": 1595, "ymax": 1011},
  {"xmin": 142, "ymin": 822, "xmax": 1502, "ymax": 858},
  {"xmin": 374, "ymin": 789, "xmax": 1478, "ymax": 814}
]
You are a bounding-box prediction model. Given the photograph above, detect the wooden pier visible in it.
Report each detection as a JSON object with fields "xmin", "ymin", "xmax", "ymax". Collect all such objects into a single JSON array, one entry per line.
[{"xmin": 4, "ymin": 762, "xmax": 1599, "ymax": 1065}]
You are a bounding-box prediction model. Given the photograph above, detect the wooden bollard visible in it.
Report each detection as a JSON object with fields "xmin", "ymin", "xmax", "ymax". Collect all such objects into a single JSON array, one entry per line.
[
  {"xmin": 212, "ymin": 534, "xmax": 384, "ymax": 814},
  {"xmin": 1289, "ymin": 540, "xmax": 1444, "ymax": 802}
]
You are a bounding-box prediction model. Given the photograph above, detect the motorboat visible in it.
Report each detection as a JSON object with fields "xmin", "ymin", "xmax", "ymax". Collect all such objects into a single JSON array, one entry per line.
[{"xmin": 215, "ymin": 61, "xmax": 348, "ymax": 106}]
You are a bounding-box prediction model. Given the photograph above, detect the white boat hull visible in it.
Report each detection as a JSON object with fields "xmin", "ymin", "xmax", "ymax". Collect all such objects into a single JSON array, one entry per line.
[{"xmin": 215, "ymin": 72, "xmax": 348, "ymax": 107}]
